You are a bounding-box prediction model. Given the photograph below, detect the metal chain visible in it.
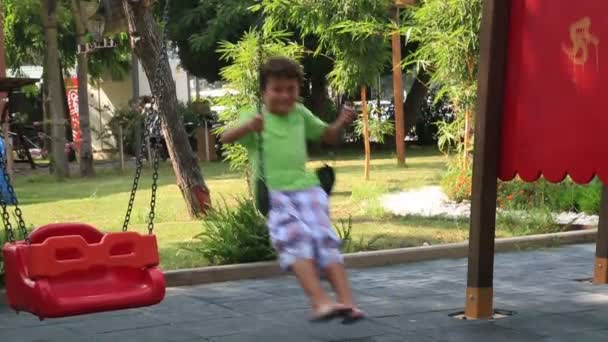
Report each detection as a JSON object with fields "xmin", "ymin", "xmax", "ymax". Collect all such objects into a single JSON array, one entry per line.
[
  {"xmin": 122, "ymin": 0, "xmax": 170, "ymax": 234},
  {"xmin": 143, "ymin": 0, "xmax": 171, "ymax": 235},
  {"xmin": 121, "ymin": 113, "xmax": 153, "ymax": 232},
  {"xmin": 0, "ymin": 153, "xmax": 29, "ymax": 243},
  {"xmin": 0, "ymin": 139, "xmax": 29, "ymax": 243},
  {"xmin": 1, "ymin": 200, "xmax": 15, "ymax": 243},
  {"xmin": 147, "ymin": 118, "xmax": 162, "ymax": 235},
  {"xmin": 255, "ymin": 17, "xmax": 265, "ymax": 182}
]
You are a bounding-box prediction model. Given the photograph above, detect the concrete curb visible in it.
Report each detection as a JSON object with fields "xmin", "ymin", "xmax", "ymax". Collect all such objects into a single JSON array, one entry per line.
[
  {"xmin": 0, "ymin": 229, "xmax": 597, "ymax": 306},
  {"xmin": 164, "ymin": 229, "xmax": 597, "ymax": 286}
]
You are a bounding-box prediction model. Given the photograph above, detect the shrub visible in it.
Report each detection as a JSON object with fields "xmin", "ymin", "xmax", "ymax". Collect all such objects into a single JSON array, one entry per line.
[
  {"xmin": 188, "ymin": 197, "xmax": 275, "ymax": 265},
  {"xmin": 415, "ymin": 88, "xmax": 454, "ymax": 146},
  {"xmin": 334, "ymin": 216, "xmax": 385, "ymax": 254},
  {"xmin": 353, "ymin": 106, "xmax": 395, "ymax": 145},
  {"xmin": 441, "ymin": 158, "xmax": 472, "ymax": 202},
  {"xmin": 497, "ymin": 208, "xmax": 563, "ymax": 236},
  {"xmin": 577, "ymin": 181, "xmax": 602, "ymax": 214},
  {"xmin": 497, "ymin": 178, "xmax": 601, "ymax": 215},
  {"xmin": 107, "ymin": 107, "xmax": 143, "ymax": 156}
]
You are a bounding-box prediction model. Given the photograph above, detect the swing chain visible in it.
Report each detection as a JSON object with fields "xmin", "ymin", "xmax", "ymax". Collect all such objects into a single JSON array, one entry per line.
[
  {"xmin": 0, "ymin": 139, "xmax": 28, "ymax": 243},
  {"xmin": 144, "ymin": 0, "xmax": 171, "ymax": 235},
  {"xmin": 255, "ymin": 18, "xmax": 265, "ymax": 180},
  {"xmin": 122, "ymin": 112, "xmax": 151, "ymax": 232},
  {"xmin": 122, "ymin": 0, "xmax": 169, "ymax": 234},
  {"xmin": 1, "ymin": 202, "xmax": 15, "ymax": 243},
  {"xmin": 148, "ymin": 109, "xmax": 162, "ymax": 234}
]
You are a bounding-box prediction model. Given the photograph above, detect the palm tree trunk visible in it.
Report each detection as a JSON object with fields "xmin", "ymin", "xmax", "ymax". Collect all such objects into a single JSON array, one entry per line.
[
  {"xmin": 41, "ymin": 0, "xmax": 69, "ymax": 179},
  {"xmin": 70, "ymin": 0, "xmax": 95, "ymax": 177},
  {"xmin": 122, "ymin": 0, "xmax": 210, "ymax": 218},
  {"xmin": 361, "ymin": 85, "xmax": 371, "ymax": 181}
]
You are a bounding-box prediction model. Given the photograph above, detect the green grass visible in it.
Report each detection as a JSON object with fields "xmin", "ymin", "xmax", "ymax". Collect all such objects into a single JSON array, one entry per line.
[{"xmin": 3, "ymin": 146, "xmax": 551, "ymax": 270}]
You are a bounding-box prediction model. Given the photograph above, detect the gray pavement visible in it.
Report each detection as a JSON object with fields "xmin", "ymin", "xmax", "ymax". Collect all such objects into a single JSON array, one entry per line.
[{"xmin": 2, "ymin": 243, "xmax": 608, "ymax": 341}]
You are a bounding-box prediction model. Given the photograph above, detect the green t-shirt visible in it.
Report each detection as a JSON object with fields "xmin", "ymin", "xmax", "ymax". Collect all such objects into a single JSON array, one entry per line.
[{"xmin": 238, "ymin": 103, "xmax": 328, "ymax": 191}]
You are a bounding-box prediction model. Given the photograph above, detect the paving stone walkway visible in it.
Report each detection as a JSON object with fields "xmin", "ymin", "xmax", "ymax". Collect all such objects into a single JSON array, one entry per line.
[{"xmin": 2, "ymin": 244, "xmax": 608, "ymax": 341}]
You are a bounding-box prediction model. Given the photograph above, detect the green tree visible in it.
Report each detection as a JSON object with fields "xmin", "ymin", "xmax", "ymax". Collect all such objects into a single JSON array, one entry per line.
[
  {"xmin": 3, "ymin": 0, "xmax": 132, "ymax": 177},
  {"xmin": 69, "ymin": 0, "xmax": 94, "ymax": 177},
  {"xmin": 168, "ymin": 0, "xmax": 256, "ymax": 83},
  {"xmin": 3, "ymin": 0, "xmax": 76, "ymax": 71},
  {"xmin": 406, "ymin": 0, "xmax": 482, "ymax": 160},
  {"xmin": 122, "ymin": 0, "xmax": 211, "ymax": 218},
  {"xmin": 3, "ymin": 0, "xmax": 131, "ymax": 78},
  {"xmin": 215, "ymin": 29, "xmax": 303, "ymax": 175},
  {"xmin": 260, "ymin": 0, "xmax": 393, "ymax": 180},
  {"xmin": 168, "ymin": 0, "xmax": 334, "ymax": 117},
  {"xmin": 406, "ymin": 0, "xmax": 482, "ymax": 200},
  {"xmin": 41, "ymin": 0, "xmax": 70, "ymax": 178}
]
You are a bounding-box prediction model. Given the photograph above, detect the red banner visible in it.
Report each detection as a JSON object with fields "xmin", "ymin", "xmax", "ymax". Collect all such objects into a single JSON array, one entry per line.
[
  {"xmin": 66, "ymin": 76, "xmax": 81, "ymax": 152},
  {"xmin": 499, "ymin": 0, "xmax": 608, "ymax": 184}
]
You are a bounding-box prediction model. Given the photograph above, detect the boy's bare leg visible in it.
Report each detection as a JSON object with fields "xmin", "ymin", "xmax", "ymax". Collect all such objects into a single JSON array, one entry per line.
[
  {"xmin": 324, "ymin": 262, "xmax": 355, "ymax": 306},
  {"xmin": 291, "ymin": 259, "xmax": 334, "ymax": 310},
  {"xmin": 325, "ymin": 262, "xmax": 365, "ymax": 321}
]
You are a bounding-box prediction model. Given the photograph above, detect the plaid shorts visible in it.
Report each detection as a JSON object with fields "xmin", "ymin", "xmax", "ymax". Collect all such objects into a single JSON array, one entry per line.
[{"xmin": 267, "ymin": 186, "xmax": 343, "ymax": 271}]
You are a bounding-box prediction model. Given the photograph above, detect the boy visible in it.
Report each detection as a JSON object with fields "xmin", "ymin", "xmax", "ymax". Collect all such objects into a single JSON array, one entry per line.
[{"xmin": 221, "ymin": 57, "xmax": 365, "ymax": 323}]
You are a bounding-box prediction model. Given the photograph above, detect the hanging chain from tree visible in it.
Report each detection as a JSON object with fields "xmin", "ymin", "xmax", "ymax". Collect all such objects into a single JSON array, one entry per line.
[
  {"xmin": 0, "ymin": 140, "xmax": 30, "ymax": 243},
  {"xmin": 255, "ymin": 17, "xmax": 266, "ymax": 185},
  {"xmin": 121, "ymin": 0, "xmax": 171, "ymax": 235}
]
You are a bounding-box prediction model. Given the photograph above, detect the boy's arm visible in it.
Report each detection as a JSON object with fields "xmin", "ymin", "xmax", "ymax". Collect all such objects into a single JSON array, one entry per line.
[
  {"xmin": 321, "ymin": 117, "xmax": 352, "ymax": 145},
  {"xmin": 321, "ymin": 104, "xmax": 356, "ymax": 145},
  {"xmin": 220, "ymin": 114, "xmax": 263, "ymax": 144}
]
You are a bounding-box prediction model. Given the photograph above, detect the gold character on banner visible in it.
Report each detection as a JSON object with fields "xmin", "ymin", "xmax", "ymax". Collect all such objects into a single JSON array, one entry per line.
[{"xmin": 562, "ymin": 17, "xmax": 599, "ymax": 72}]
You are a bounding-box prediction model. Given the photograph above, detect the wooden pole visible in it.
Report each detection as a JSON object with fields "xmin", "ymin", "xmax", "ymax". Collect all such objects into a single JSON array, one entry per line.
[
  {"xmin": 391, "ymin": 8, "xmax": 406, "ymax": 166},
  {"xmin": 594, "ymin": 185, "xmax": 608, "ymax": 284},
  {"xmin": 361, "ymin": 85, "xmax": 371, "ymax": 181},
  {"xmin": 118, "ymin": 125, "xmax": 125, "ymax": 172},
  {"xmin": 465, "ymin": 0, "xmax": 511, "ymax": 320}
]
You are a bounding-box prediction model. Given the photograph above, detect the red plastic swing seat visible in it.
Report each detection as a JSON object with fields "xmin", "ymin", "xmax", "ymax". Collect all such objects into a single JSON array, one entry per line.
[{"xmin": 2, "ymin": 223, "xmax": 166, "ymax": 319}]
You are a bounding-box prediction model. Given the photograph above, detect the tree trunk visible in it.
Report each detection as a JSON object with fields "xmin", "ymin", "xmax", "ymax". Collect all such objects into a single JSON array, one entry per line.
[
  {"xmin": 70, "ymin": 0, "xmax": 95, "ymax": 177},
  {"xmin": 361, "ymin": 85, "xmax": 371, "ymax": 181},
  {"xmin": 403, "ymin": 70, "xmax": 430, "ymax": 134},
  {"xmin": 310, "ymin": 71, "xmax": 328, "ymax": 120},
  {"xmin": 42, "ymin": 83, "xmax": 52, "ymax": 171},
  {"xmin": 391, "ymin": 9, "xmax": 406, "ymax": 166},
  {"xmin": 131, "ymin": 53, "xmax": 142, "ymax": 157},
  {"xmin": 122, "ymin": 1, "xmax": 210, "ymax": 218},
  {"xmin": 41, "ymin": 0, "xmax": 69, "ymax": 179}
]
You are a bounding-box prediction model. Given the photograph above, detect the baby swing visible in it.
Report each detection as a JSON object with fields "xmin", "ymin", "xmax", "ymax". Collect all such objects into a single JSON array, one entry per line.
[
  {"xmin": 2, "ymin": 103, "xmax": 166, "ymax": 321},
  {"xmin": 1, "ymin": 1, "xmax": 178, "ymax": 320}
]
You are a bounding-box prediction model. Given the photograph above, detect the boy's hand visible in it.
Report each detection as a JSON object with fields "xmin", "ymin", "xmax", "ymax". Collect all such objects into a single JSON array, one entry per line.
[
  {"xmin": 247, "ymin": 114, "xmax": 264, "ymax": 133},
  {"xmin": 337, "ymin": 102, "xmax": 356, "ymax": 127}
]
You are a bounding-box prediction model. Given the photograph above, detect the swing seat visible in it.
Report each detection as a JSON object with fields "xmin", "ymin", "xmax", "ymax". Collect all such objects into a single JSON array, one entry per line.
[{"xmin": 2, "ymin": 223, "xmax": 166, "ymax": 319}]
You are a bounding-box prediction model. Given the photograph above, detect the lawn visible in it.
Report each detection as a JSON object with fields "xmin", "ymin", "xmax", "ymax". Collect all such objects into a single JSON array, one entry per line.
[{"xmin": 6, "ymin": 146, "xmax": 516, "ymax": 270}]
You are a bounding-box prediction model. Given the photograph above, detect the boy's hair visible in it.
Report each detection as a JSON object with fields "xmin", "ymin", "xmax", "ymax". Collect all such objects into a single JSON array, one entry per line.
[{"xmin": 260, "ymin": 57, "xmax": 303, "ymax": 90}]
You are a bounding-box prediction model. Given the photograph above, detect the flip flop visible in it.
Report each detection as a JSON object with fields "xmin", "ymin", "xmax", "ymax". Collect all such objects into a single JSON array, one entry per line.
[
  {"xmin": 310, "ymin": 304, "xmax": 353, "ymax": 323},
  {"xmin": 341, "ymin": 307, "xmax": 366, "ymax": 325}
]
